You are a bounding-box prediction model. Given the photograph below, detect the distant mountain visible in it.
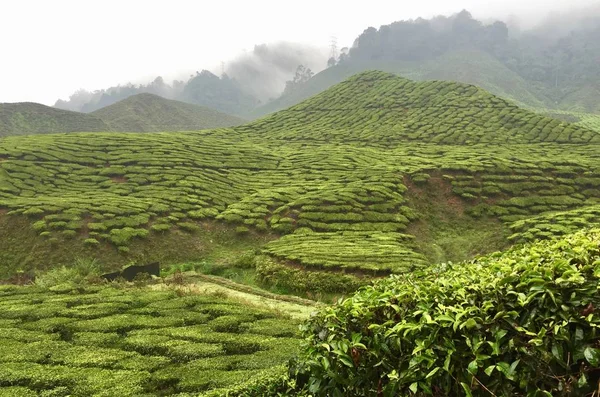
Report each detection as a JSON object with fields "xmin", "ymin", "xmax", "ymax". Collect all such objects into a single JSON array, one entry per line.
[
  {"xmin": 0, "ymin": 102, "xmax": 110, "ymax": 136},
  {"xmin": 91, "ymin": 93, "xmax": 245, "ymax": 132},
  {"xmin": 249, "ymin": 10, "xmax": 600, "ymax": 118},
  {"xmin": 55, "ymin": 71, "xmax": 261, "ymax": 117},
  {"xmin": 53, "ymin": 10, "xmax": 600, "ymax": 120}
]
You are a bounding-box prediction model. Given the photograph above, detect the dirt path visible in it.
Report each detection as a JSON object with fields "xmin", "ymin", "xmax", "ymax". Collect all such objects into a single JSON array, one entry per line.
[{"xmin": 152, "ymin": 276, "xmax": 318, "ymax": 320}]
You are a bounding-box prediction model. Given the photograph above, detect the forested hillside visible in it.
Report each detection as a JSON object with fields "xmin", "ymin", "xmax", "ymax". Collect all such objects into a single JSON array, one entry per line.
[{"xmin": 251, "ymin": 10, "xmax": 600, "ymax": 118}]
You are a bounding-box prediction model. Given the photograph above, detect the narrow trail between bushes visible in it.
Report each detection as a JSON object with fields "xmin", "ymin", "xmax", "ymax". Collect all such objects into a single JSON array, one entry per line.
[{"xmin": 152, "ymin": 273, "xmax": 318, "ymax": 320}]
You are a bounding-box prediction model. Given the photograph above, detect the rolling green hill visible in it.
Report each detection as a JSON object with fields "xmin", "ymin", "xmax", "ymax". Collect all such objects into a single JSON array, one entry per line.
[
  {"xmin": 0, "ymin": 71, "xmax": 598, "ymax": 294},
  {"xmin": 0, "ymin": 103, "xmax": 110, "ymax": 136},
  {"xmin": 244, "ymin": 71, "xmax": 595, "ymax": 144},
  {"xmin": 0, "ymin": 95, "xmax": 244, "ymax": 137},
  {"xmin": 91, "ymin": 93, "xmax": 245, "ymax": 132}
]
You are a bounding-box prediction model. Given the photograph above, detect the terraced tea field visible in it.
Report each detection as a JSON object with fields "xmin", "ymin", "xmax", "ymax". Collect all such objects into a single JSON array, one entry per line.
[
  {"xmin": 0, "ymin": 284, "xmax": 302, "ymax": 396},
  {"xmin": 0, "ymin": 71, "xmax": 599, "ymax": 292}
]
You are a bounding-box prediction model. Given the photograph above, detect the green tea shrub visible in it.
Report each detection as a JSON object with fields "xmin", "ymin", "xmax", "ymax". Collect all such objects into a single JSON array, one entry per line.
[
  {"xmin": 0, "ymin": 386, "xmax": 37, "ymax": 397},
  {"xmin": 208, "ymin": 315, "xmax": 250, "ymax": 333},
  {"xmin": 235, "ymin": 226, "xmax": 250, "ymax": 234},
  {"xmin": 150, "ymin": 223, "xmax": 170, "ymax": 232},
  {"xmin": 83, "ymin": 238, "xmax": 99, "ymax": 246},
  {"xmin": 255, "ymin": 256, "xmax": 366, "ymax": 294},
  {"xmin": 298, "ymin": 229, "xmax": 600, "ymax": 396},
  {"xmin": 178, "ymin": 222, "xmax": 201, "ymax": 233},
  {"xmin": 197, "ymin": 365, "xmax": 308, "ymax": 397},
  {"xmin": 109, "ymin": 227, "xmax": 149, "ymax": 245}
]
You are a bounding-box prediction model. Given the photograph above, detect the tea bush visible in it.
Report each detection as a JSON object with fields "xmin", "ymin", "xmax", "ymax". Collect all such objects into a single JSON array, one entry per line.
[
  {"xmin": 298, "ymin": 229, "xmax": 600, "ymax": 396},
  {"xmin": 0, "ymin": 285, "xmax": 302, "ymax": 395}
]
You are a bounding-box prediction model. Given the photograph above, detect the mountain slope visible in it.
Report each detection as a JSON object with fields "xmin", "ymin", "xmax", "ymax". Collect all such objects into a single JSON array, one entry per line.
[
  {"xmin": 0, "ymin": 102, "xmax": 110, "ymax": 136},
  {"xmin": 241, "ymin": 71, "xmax": 597, "ymax": 145},
  {"xmin": 91, "ymin": 93, "xmax": 245, "ymax": 132},
  {"xmin": 0, "ymin": 72, "xmax": 598, "ymax": 294}
]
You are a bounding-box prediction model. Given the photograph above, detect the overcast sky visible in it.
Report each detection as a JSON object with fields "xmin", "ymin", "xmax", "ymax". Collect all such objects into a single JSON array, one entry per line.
[{"xmin": 0, "ymin": 0, "xmax": 596, "ymax": 105}]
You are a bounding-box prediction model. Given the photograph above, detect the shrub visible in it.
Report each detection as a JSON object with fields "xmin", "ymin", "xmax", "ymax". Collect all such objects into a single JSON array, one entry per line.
[
  {"xmin": 62, "ymin": 230, "xmax": 77, "ymax": 239},
  {"xmin": 198, "ymin": 365, "xmax": 308, "ymax": 397},
  {"xmin": 235, "ymin": 226, "xmax": 250, "ymax": 234},
  {"xmin": 35, "ymin": 258, "xmax": 100, "ymax": 288},
  {"xmin": 32, "ymin": 220, "xmax": 47, "ymax": 231},
  {"xmin": 233, "ymin": 251, "xmax": 256, "ymax": 269},
  {"xmin": 255, "ymin": 256, "xmax": 366, "ymax": 294},
  {"xmin": 109, "ymin": 227, "xmax": 149, "ymax": 246},
  {"xmin": 178, "ymin": 222, "xmax": 201, "ymax": 233},
  {"xmin": 297, "ymin": 229, "xmax": 600, "ymax": 396},
  {"xmin": 150, "ymin": 223, "xmax": 170, "ymax": 232},
  {"xmin": 23, "ymin": 207, "xmax": 44, "ymax": 216}
]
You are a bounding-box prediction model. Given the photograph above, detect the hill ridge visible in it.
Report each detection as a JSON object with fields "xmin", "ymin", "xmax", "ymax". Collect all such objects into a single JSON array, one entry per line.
[
  {"xmin": 239, "ymin": 71, "xmax": 598, "ymax": 145},
  {"xmin": 91, "ymin": 93, "xmax": 245, "ymax": 132},
  {"xmin": 0, "ymin": 102, "xmax": 110, "ymax": 136}
]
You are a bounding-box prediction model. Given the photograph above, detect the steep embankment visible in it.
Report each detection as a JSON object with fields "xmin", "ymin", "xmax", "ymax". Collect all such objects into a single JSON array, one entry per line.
[
  {"xmin": 0, "ymin": 102, "xmax": 110, "ymax": 136},
  {"xmin": 0, "ymin": 71, "xmax": 598, "ymax": 293},
  {"xmin": 91, "ymin": 93, "xmax": 245, "ymax": 132}
]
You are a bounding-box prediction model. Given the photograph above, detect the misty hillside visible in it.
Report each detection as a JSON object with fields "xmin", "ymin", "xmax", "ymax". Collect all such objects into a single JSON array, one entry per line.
[
  {"xmin": 0, "ymin": 102, "xmax": 110, "ymax": 136},
  {"xmin": 54, "ymin": 10, "xmax": 600, "ymax": 120},
  {"xmin": 247, "ymin": 50, "xmax": 548, "ymax": 118},
  {"xmin": 250, "ymin": 10, "xmax": 600, "ymax": 118},
  {"xmin": 91, "ymin": 93, "xmax": 245, "ymax": 132}
]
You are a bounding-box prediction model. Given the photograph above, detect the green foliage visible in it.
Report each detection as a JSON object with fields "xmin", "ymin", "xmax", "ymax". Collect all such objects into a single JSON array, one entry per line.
[
  {"xmin": 34, "ymin": 258, "xmax": 100, "ymax": 288},
  {"xmin": 0, "ymin": 285, "xmax": 302, "ymax": 395},
  {"xmin": 255, "ymin": 256, "xmax": 366, "ymax": 294},
  {"xmin": 298, "ymin": 229, "xmax": 600, "ymax": 396},
  {"xmin": 109, "ymin": 227, "xmax": 149, "ymax": 245}
]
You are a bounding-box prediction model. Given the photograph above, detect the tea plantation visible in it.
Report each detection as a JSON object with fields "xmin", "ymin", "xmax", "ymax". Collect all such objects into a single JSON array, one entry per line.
[
  {"xmin": 0, "ymin": 71, "xmax": 599, "ymax": 293},
  {"xmin": 0, "ymin": 284, "xmax": 301, "ymax": 396}
]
